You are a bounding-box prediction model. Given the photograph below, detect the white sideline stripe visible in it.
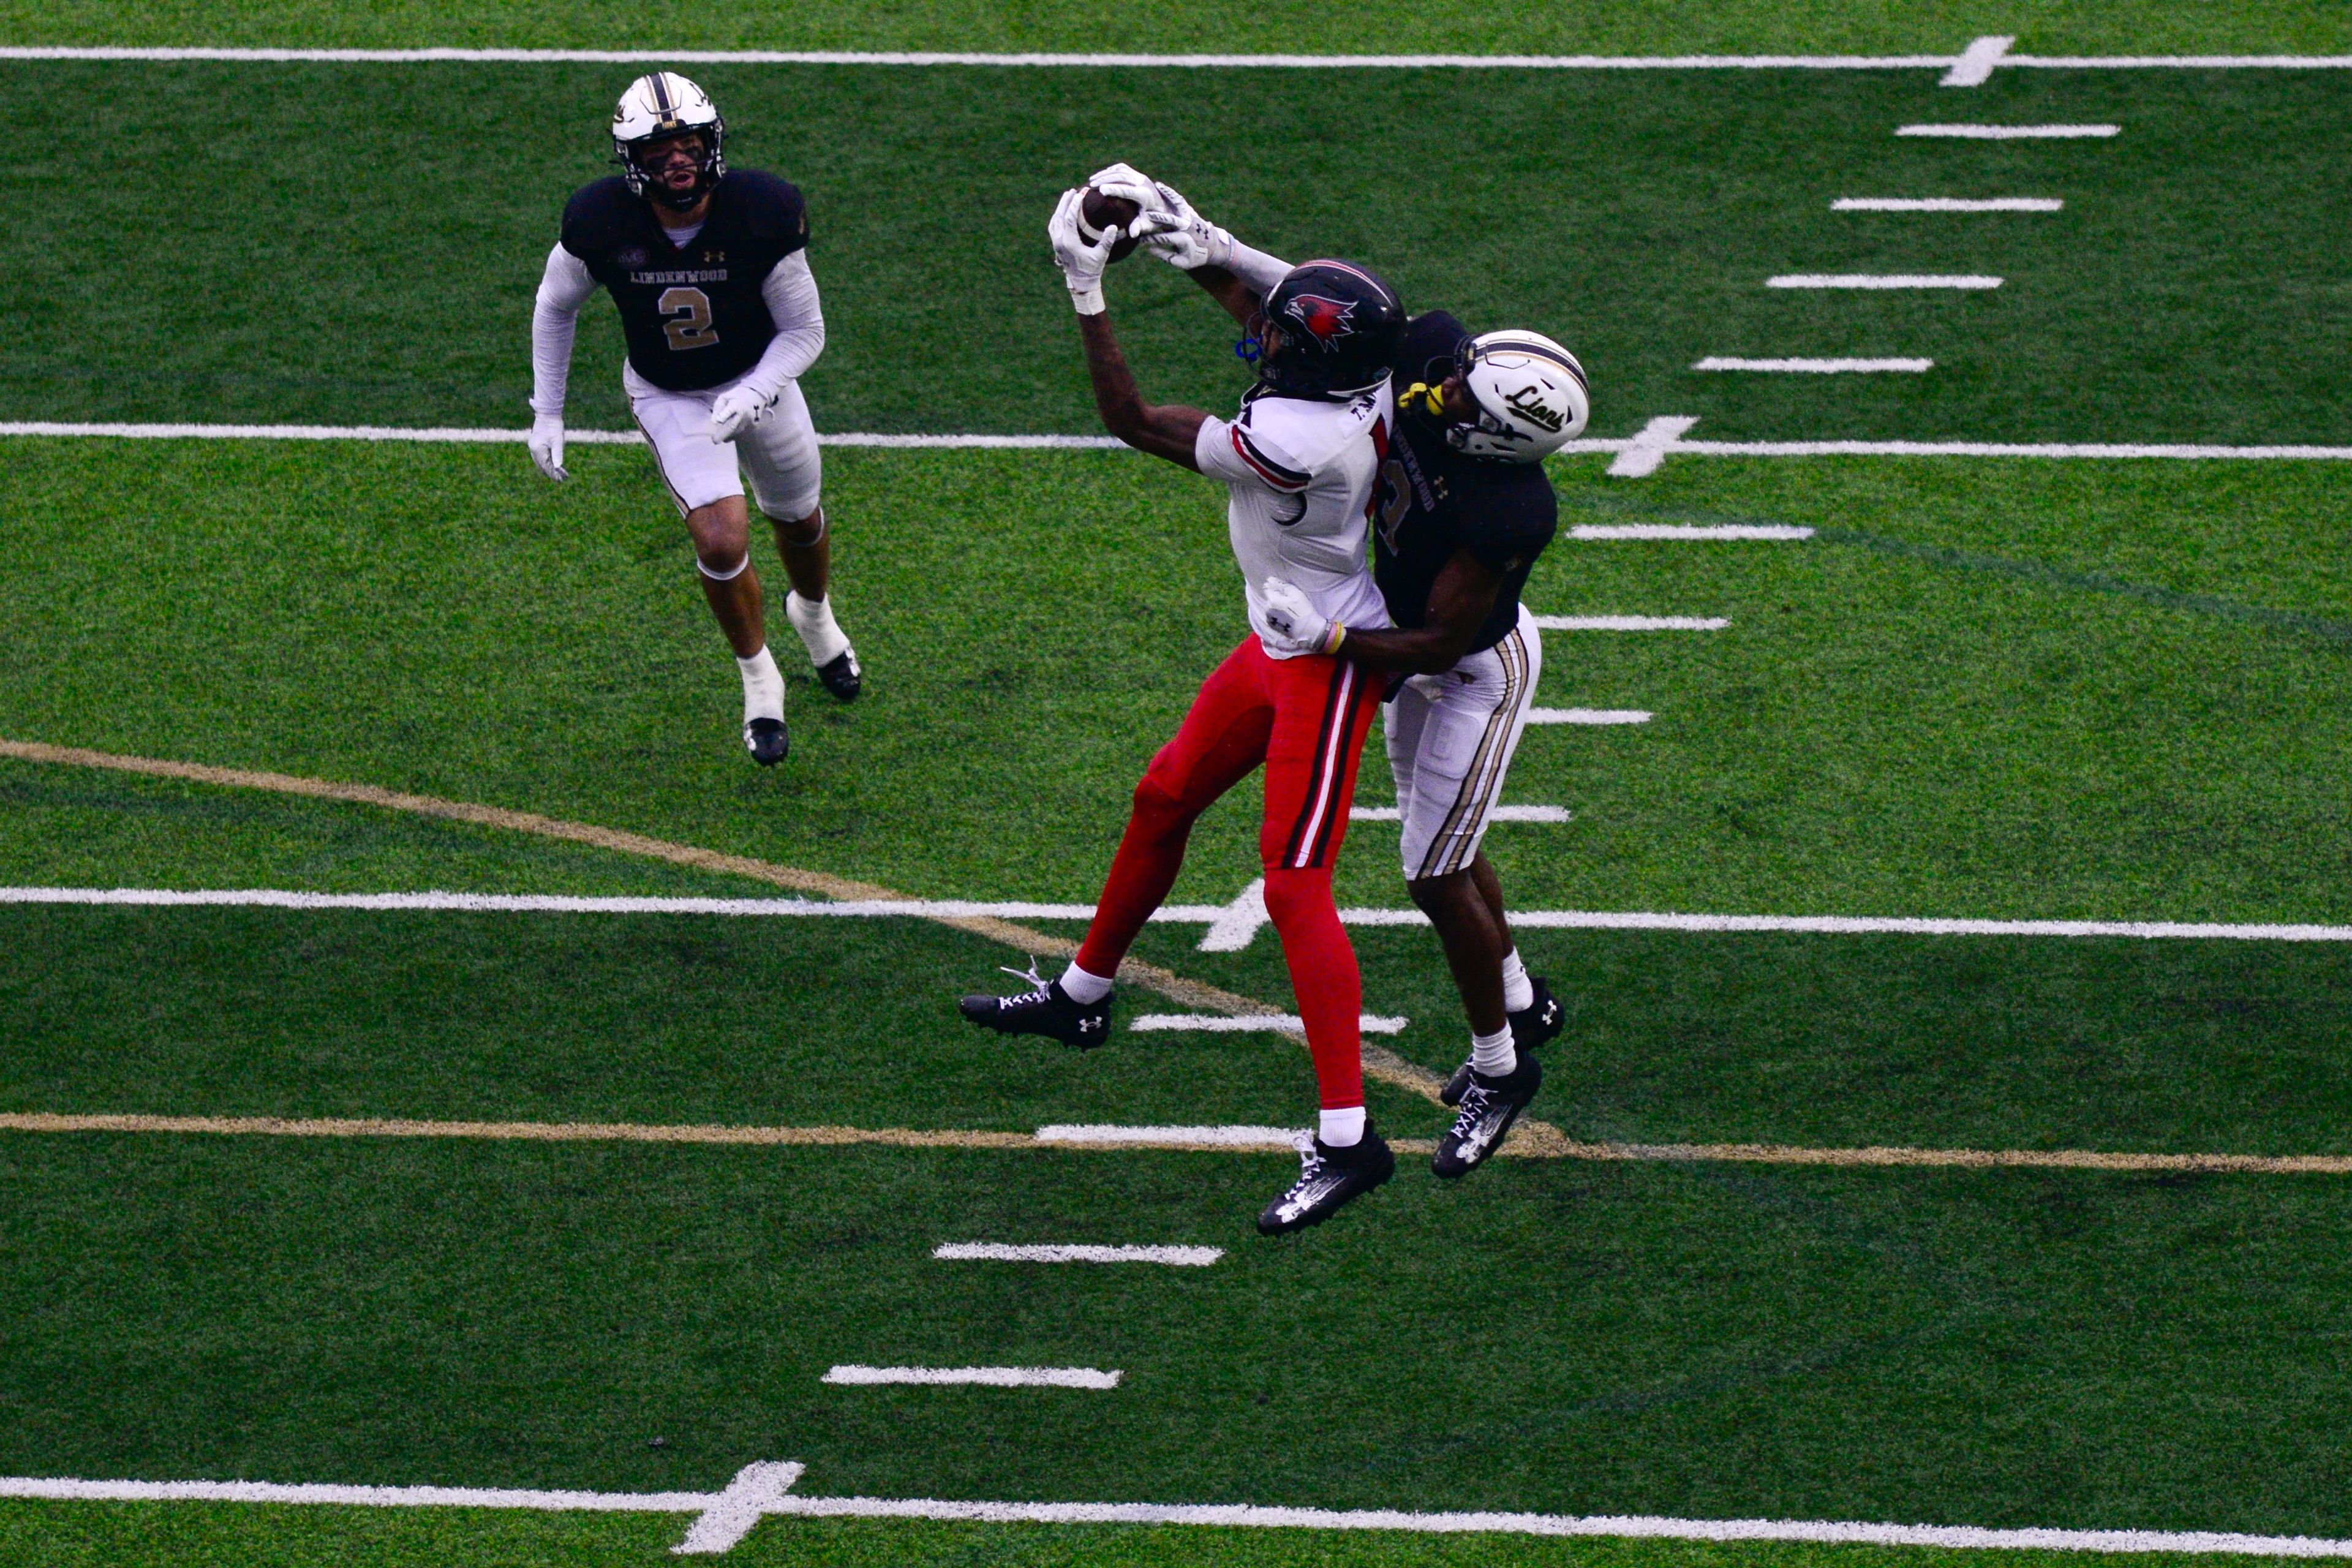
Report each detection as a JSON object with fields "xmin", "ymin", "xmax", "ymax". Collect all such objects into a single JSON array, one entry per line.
[
  {"xmin": 1128, "ymin": 1013, "xmax": 1409, "ymax": 1034},
  {"xmin": 7, "ymin": 47, "xmax": 2350, "ymax": 71},
  {"xmin": 1694, "ymin": 357, "xmax": 1932, "ymax": 372},
  {"xmin": 1833, "ymin": 197, "xmax": 2061, "ymax": 212},
  {"xmin": 1898, "ymin": 123, "xmax": 2120, "ymax": 137},
  {"xmin": 12, "ymin": 888, "xmax": 2350, "ymax": 941},
  {"xmin": 823, "ymin": 1365, "xmax": 1120, "ymax": 1389},
  {"xmin": 9, "ymin": 423, "xmax": 2350, "ymax": 466},
  {"xmin": 1939, "ymin": 34, "xmax": 2013, "ymax": 86},
  {"xmin": 1036, "ymin": 1125, "xmax": 1305, "ymax": 1148},
  {"xmin": 1571, "ymin": 523, "xmax": 1814, "ymax": 539},
  {"xmin": 1353, "ymin": 804, "xmax": 1573, "ymax": 821},
  {"xmin": 1527, "ymin": 709, "xmax": 1653, "ymax": 725},
  {"xmin": 5, "ymin": 1469, "xmax": 2349, "ymax": 1558},
  {"xmin": 1532, "ymin": 615, "xmax": 1728, "ymax": 630},
  {"xmin": 0, "ymin": 421, "xmax": 1126, "ymax": 450},
  {"xmin": 1767, "ymin": 274, "xmax": 2003, "ymax": 289},
  {"xmin": 932, "ymin": 1243, "xmax": 1223, "ymax": 1265}
]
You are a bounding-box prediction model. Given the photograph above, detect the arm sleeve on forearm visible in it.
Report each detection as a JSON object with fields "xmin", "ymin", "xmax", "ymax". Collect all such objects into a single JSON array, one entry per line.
[
  {"xmin": 735, "ymin": 252, "xmax": 827, "ymax": 399},
  {"xmin": 530, "ymin": 243, "xmax": 597, "ymax": 418},
  {"xmin": 1224, "ymin": 240, "xmax": 1292, "ymax": 299}
]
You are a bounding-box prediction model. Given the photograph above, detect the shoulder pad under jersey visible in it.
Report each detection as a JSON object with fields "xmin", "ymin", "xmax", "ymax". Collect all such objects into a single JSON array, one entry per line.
[
  {"xmin": 1235, "ymin": 393, "xmax": 1382, "ymax": 482},
  {"xmin": 560, "ymin": 176, "xmax": 642, "ymax": 255},
  {"xmin": 722, "ymin": 169, "xmax": 810, "ymax": 250}
]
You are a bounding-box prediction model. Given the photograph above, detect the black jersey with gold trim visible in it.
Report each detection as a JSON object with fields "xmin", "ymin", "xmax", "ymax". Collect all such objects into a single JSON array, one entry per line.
[
  {"xmin": 559, "ymin": 169, "xmax": 809, "ymax": 392},
  {"xmin": 1371, "ymin": 311, "xmax": 1559, "ymax": 654}
]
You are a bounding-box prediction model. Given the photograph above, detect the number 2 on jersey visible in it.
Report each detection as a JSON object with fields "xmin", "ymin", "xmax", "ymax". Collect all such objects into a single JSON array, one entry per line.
[{"xmin": 658, "ymin": 287, "xmax": 720, "ymax": 351}]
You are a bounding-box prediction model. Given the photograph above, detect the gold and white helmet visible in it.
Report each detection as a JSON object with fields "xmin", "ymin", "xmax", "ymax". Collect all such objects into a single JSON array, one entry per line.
[
  {"xmin": 1450, "ymin": 329, "xmax": 1590, "ymax": 461},
  {"xmin": 611, "ymin": 72, "xmax": 726, "ymax": 206}
]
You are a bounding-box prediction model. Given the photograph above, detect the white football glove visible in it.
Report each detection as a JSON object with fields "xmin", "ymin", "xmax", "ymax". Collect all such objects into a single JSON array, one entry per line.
[
  {"xmin": 707, "ymin": 383, "xmax": 774, "ymax": 443},
  {"xmin": 1258, "ymin": 577, "xmax": 1343, "ymax": 657},
  {"xmin": 1048, "ymin": 187, "xmax": 1120, "ymax": 315},
  {"xmin": 527, "ymin": 412, "xmax": 568, "ymax": 482},
  {"xmin": 1085, "ymin": 162, "xmax": 1163, "ymax": 214},
  {"xmin": 1129, "ymin": 179, "xmax": 1234, "ymax": 272}
]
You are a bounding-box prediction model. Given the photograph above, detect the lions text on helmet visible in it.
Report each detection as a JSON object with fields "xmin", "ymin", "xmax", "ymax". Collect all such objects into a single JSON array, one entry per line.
[
  {"xmin": 612, "ymin": 71, "xmax": 726, "ymax": 211},
  {"xmin": 529, "ymin": 73, "xmax": 861, "ymax": 773},
  {"xmin": 1411, "ymin": 331, "xmax": 1589, "ymax": 462}
]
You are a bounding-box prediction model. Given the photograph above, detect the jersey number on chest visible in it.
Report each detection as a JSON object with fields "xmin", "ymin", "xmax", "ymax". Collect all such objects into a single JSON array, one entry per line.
[
  {"xmin": 1374, "ymin": 456, "xmax": 1413, "ymax": 553},
  {"xmin": 658, "ymin": 287, "xmax": 721, "ymax": 352}
]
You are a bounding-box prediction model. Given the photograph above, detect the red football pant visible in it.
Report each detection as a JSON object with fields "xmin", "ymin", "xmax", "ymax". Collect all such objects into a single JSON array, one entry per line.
[{"xmin": 1075, "ymin": 636, "xmax": 1387, "ymax": 1110}]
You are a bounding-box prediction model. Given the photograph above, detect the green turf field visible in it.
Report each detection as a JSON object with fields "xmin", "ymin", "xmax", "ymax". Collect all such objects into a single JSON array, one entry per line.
[{"xmin": 4, "ymin": 1, "xmax": 2351, "ymax": 1562}]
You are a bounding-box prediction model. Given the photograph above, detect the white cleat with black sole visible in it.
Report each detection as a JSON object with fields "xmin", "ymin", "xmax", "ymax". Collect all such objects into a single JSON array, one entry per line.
[{"xmin": 1431, "ymin": 1055, "xmax": 1542, "ymax": 1178}]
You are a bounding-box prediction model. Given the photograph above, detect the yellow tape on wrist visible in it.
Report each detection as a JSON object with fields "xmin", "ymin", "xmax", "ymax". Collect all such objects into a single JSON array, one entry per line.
[{"xmin": 1321, "ymin": 622, "xmax": 1347, "ymax": 656}]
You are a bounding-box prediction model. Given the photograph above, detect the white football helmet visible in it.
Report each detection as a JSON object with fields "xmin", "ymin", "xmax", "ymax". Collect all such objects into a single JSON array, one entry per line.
[
  {"xmin": 1450, "ymin": 330, "xmax": 1590, "ymax": 461},
  {"xmin": 611, "ymin": 72, "xmax": 726, "ymax": 206}
]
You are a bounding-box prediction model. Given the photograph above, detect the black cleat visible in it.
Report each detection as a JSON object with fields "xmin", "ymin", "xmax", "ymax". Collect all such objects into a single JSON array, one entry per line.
[
  {"xmin": 744, "ymin": 715, "xmax": 790, "ymax": 767},
  {"xmin": 1258, "ymin": 1125, "xmax": 1395, "ymax": 1235},
  {"xmin": 1433, "ymin": 1056, "xmax": 1542, "ymax": 1179},
  {"xmin": 815, "ymin": 649, "xmax": 862, "ymax": 702},
  {"xmin": 1442, "ymin": 976, "xmax": 1565, "ymax": 1106},
  {"xmin": 959, "ymin": 960, "xmax": 1111, "ymax": 1050}
]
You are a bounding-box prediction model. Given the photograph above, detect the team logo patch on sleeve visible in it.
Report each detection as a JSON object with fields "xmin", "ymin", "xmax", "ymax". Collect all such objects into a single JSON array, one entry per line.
[{"xmin": 1284, "ymin": 293, "xmax": 1358, "ymax": 345}]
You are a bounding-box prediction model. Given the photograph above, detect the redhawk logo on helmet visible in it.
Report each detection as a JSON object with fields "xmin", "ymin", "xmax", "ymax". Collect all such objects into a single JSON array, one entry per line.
[{"xmin": 1284, "ymin": 293, "xmax": 1358, "ymax": 345}]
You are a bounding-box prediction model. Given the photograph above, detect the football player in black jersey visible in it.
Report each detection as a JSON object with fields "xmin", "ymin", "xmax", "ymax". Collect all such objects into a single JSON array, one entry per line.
[
  {"xmin": 1108, "ymin": 169, "xmax": 1590, "ymax": 1178},
  {"xmin": 529, "ymin": 73, "xmax": 861, "ymax": 769}
]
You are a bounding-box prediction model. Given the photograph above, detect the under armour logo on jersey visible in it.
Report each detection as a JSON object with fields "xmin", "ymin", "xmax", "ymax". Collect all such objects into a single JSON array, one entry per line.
[{"xmin": 1283, "ymin": 293, "xmax": 1357, "ymax": 346}]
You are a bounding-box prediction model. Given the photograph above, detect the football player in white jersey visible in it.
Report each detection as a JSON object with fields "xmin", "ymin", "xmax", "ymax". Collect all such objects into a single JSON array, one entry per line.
[
  {"xmin": 1114, "ymin": 172, "xmax": 1592, "ymax": 1180},
  {"xmin": 960, "ymin": 181, "xmax": 1406, "ymax": 1236},
  {"xmin": 527, "ymin": 74, "xmax": 861, "ymax": 769}
]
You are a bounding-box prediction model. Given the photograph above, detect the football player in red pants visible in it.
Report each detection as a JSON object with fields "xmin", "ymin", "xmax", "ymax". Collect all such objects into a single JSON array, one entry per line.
[{"xmin": 960, "ymin": 184, "xmax": 1404, "ymax": 1234}]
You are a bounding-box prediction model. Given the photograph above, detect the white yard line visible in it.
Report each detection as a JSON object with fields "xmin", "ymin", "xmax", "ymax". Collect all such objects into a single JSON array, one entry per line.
[
  {"xmin": 1532, "ymin": 616, "xmax": 1728, "ymax": 630},
  {"xmin": 1526, "ymin": 709, "xmax": 1653, "ymax": 725},
  {"xmin": 11, "ymin": 887, "xmax": 2350, "ymax": 941},
  {"xmin": 1766, "ymin": 274, "xmax": 2003, "ymax": 289},
  {"xmin": 1196, "ymin": 876, "xmax": 1269, "ymax": 953},
  {"xmin": 1678, "ymin": 439, "xmax": 2352, "ymax": 459},
  {"xmin": 1606, "ymin": 414, "xmax": 1700, "ymax": 477},
  {"xmin": 1128, "ymin": 1013, "xmax": 1409, "ymax": 1033},
  {"xmin": 1035, "ymin": 1125, "xmax": 1305, "ymax": 1148},
  {"xmin": 1694, "ymin": 357, "xmax": 1932, "ymax": 372},
  {"xmin": 1570, "ymin": 523, "xmax": 1815, "ymax": 539},
  {"xmin": 9, "ymin": 1466, "xmax": 2351, "ymax": 1558},
  {"xmin": 0, "ymin": 421, "xmax": 1125, "ymax": 450},
  {"xmin": 1898, "ymin": 123, "xmax": 2120, "ymax": 137},
  {"xmin": 1832, "ymin": 197, "xmax": 2061, "ymax": 212},
  {"xmin": 1352, "ymin": 804, "xmax": 1572, "ymax": 821},
  {"xmin": 823, "ymin": 1365, "xmax": 1121, "ymax": 1389},
  {"xmin": 932, "ymin": 1242, "xmax": 1224, "ymax": 1265},
  {"xmin": 7, "ymin": 45, "xmax": 2349, "ymax": 72}
]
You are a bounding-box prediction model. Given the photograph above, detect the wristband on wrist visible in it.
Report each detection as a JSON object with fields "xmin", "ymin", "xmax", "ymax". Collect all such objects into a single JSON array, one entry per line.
[
  {"xmin": 1321, "ymin": 622, "xmax": 1347, "ymax": 655},
  {"xmin": 1069, "ymin": 282, "xmax": 1106, "ymax": 315}
]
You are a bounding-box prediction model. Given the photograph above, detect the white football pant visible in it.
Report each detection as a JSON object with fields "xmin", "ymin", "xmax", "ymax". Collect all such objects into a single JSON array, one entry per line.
[
  {"xmin": 624, "ymin": 361, "xmax": 823, "ymax": 521},
  {"xmin": 1382, "ymin": 603, "xmax": 1543, "ymax": 880}
]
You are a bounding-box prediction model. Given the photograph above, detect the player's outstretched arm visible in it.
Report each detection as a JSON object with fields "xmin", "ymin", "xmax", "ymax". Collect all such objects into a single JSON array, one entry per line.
[
  {"xmin": 528, "ymin": 242, "xmax": 597, "ymax": 480},
  {"xmin": 1077, "ymin": 314, "xmax": 1208, "ymax": 470},
  {"xmin": 1117, "ymin": 178, "xmax": 1292, "ymax": 328},
  {"xmin": 1265, "ymin": 548, "xmax": 1506, "ymax": 673}
]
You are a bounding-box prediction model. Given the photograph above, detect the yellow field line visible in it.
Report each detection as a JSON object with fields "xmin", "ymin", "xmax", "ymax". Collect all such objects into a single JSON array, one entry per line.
[{"xmin": 2, "ymin": 1112, "xmax": 2343, "ymax": 1173}]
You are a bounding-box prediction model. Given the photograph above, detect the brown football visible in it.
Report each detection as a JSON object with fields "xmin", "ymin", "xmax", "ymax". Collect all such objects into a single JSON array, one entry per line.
[{"xmin": 1079, "ymin": 185, "xmax": 1143, "ymax": 262}]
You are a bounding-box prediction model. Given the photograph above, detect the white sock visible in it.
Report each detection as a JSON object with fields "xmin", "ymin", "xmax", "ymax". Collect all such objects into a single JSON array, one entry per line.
[
  {"xmin": 1471, "ymin": 1025, "xmax": 1517, "ymax": 1079},
  {"xmin": 1057, "ymin": 962, "xmax": 1115, "ymax": 1005},
  {"xmin": 736, "ymin": 646, "xmax": 783, "ymax": 723},
  {"xmin": 785, "ymin": 591, "xmax": 851, "ymax": 666},
  {"xmin": 1319, "ymin": 1106, "xmax": 1365, "ymax": 1147},
  {"xmin": 1500, "ymin": 948, "xmax": 1534, "ymax": 1014}
]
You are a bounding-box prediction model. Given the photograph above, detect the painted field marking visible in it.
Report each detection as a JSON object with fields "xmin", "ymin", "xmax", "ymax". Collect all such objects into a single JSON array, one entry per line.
[
  {"xmin": 1833, "ymin": 197, "xmax": 2061, "ymax": 212},
  {"xmin": 0, "ymin": 421, "xmax": 1125, "ymax": 451},
  {"xmin": 1766, "ymin": 274, "xmax": 2003, "ymax": 289},
  {"xmin": 1694, "ymin": 357, "xmax": 1932, "ymax": 373},
  {"xmin": 9, "ymin": 45, "xmax": 2350, "ymax": 72},
  {"xmin": 1197, "ymin": 876, "xmax": 1268, "ymax": 953},
  {"xmin": 10, "ymin": 1465, "xmax": 2352, "ymax": 1558},
  {"xmin": 1571, "ymin": 523, "xmax": 1814, "ymax": 540},
  {"xmin": 10, "ymin": 887, "xmax": 2350, "ymax": 943},
  {"xmin": 1527, "ymin": 709, "xmax": 1653, "ymax": 725},
  {"xmin": 7, "ymin": 1112, "xmax": 2348, "ymax": 1175},
  {"xmin": 1939, "ymin": 34, "xmax": 2012, "ymax": 86},
  {"xmin": 1532, "ymin": 616, "xmax": 1728, "ymax": 630},
  {"xmin": 932, "ymin": 1243, "xmax": 1224, "ymax": 1265},
  {"xmin": 1129, "ymin": 1013, "xmax": 1409, "ymax": 1034},
  {"xmin": 1353, "ymin": 804, "xmax": 1572, "ymax": 821},
  {"xmin": 823, "ymin": 1365, "xmax": 1121, "ymax": 1389},
  {"xmin": 1898, "ymin": 123, "xmax": 2120, "ymax": 138},
  {"xmin": 1605, "ymin": 414, "xmax": 1697, "ymax": 477}
]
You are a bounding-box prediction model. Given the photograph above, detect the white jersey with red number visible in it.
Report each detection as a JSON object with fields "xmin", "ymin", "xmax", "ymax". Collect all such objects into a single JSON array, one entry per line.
[{"xmin": 1195, "ymin": 384, "xmax": 1395, "ymax": 657}]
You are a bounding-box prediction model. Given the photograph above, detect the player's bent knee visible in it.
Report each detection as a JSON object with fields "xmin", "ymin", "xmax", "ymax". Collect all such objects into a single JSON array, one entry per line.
[
  {"xmin": 1129, "ymin": 770, "xmax": 1200, "ymax": 834},
  {"xmin": 1404, "ymin": 867, "xmax": 1478, "ymax": 913},
  {"xmin": 1259, "ymin": 865, "xmax": 1336, "ymax": 925},
  {"xmin": 766, "ymin": 507, "xmax": 826, "ymax": 547},
  {"xmin": 696, "ymin": 552, "xmax": 752, "ymax": 582}
]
